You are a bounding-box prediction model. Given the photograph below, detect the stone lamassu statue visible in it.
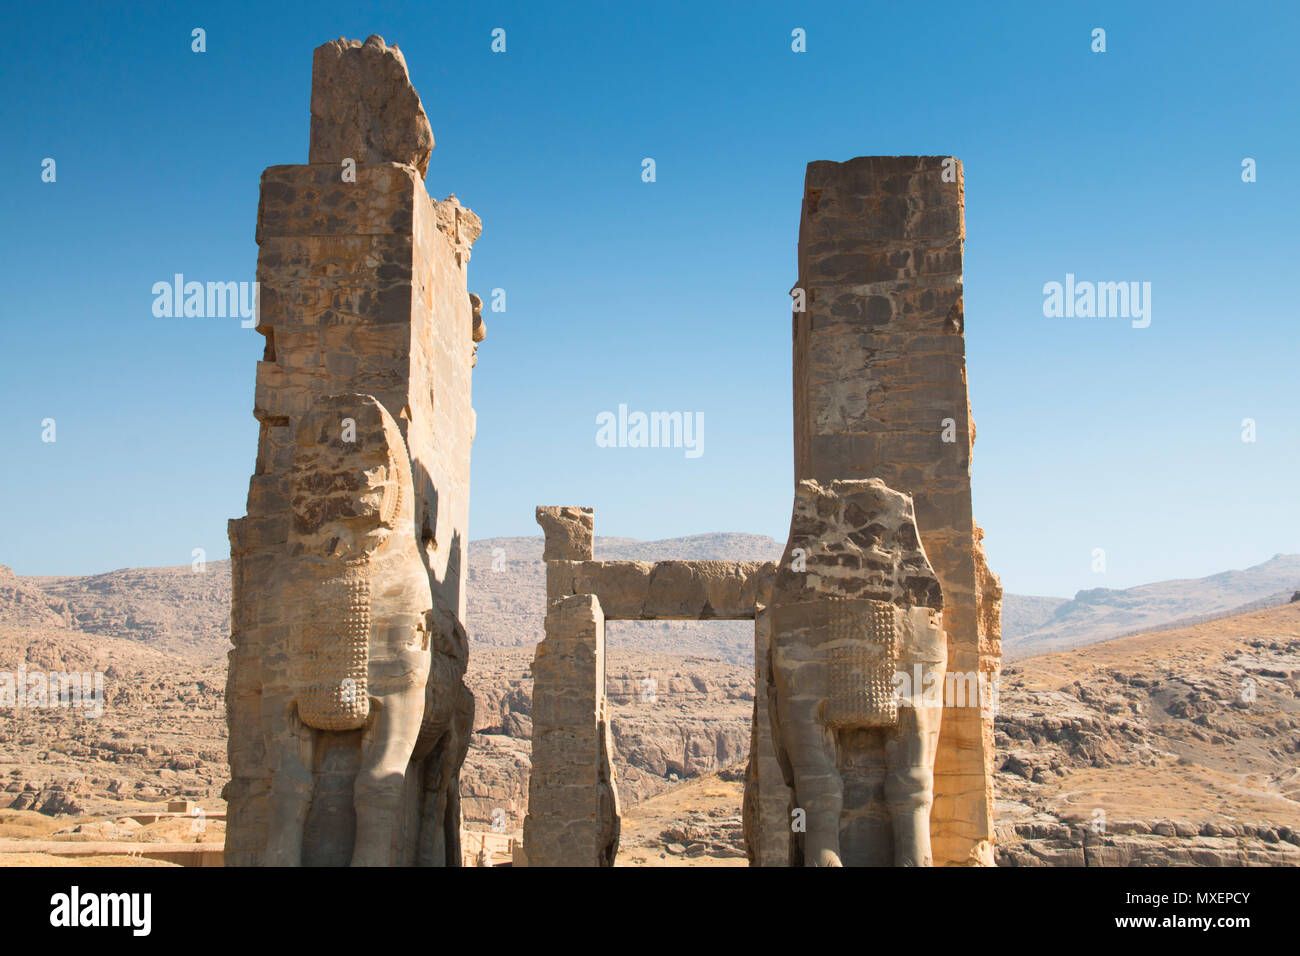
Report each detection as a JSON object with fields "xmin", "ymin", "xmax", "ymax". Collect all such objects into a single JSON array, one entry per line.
[
  {"xmin": 261, "ymin": 393, "xmax": 470, "ymax": 866},
  {"xmin": 767, "ymin": 478, "xmax": 947, "ymax": 866}
]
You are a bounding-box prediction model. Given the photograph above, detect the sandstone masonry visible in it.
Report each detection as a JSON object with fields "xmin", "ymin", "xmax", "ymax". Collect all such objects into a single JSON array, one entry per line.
[
  {"xmin": 790, "ymin": 156, "xmax": 1002, "ymax": 865},
  {"xmin": 225, "ymin": 36, "xmax": 482, "ymax": 866}
]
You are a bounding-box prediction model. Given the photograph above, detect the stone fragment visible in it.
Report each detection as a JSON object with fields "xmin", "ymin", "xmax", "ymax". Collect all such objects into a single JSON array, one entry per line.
[
  {"xmin": 309, "ymin": 35, "xmax": 434, "ymax": 176},
  {"xmin": 536, "ymin": 506, "xmax": 594, "ymax": 561}
]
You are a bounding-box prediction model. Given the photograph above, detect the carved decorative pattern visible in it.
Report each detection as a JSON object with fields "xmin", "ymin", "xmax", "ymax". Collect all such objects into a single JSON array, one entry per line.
[
  {"xmin": 825, "ymin": 598, "xmax": 898, "ymax": 728},
  {"xmin": 296, "ymin": 566, "xmax": 371, "ymax": 730}
]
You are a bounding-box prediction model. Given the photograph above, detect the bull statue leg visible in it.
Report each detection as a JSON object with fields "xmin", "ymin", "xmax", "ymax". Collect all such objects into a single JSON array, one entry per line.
[
  {"xmin": 884, "ymin": 706, "xmax": 939, "ymax": 866},
  {"xmin": 771, "ymin": 657, "xmax": 844, "ymax": 866},
  {"xmin": 886, "ymin": 608, "xmax": 947, "ymax": 866},
  {"xmin": 768, "ymin": 479, "xmax": 948, "ymax": 867},
  {"xmin": 414, "ymin": 625, "xmax": 474, "ymax": 867},
  {"xmin": 263, "ymin": 696, "xmax": 314, "ymax": 866},
  {"xmin": 353, "ymin": 671, "xmax": 428, "ymax": 866}
]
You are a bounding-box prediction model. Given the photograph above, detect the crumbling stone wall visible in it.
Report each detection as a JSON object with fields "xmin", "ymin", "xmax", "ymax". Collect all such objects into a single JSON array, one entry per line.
[
  {"xmin": 225, "ymin": 36, "xmax": 482, "ymax": 866},
  {"xmin": 791, "ymin": 156, "xmax": 1002, "ymax": 866}
]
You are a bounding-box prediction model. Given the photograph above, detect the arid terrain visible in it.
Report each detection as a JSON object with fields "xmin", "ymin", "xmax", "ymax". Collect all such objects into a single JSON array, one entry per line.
[
  {"xmin": 995, "ymin": 602, "xmax": 1300, "ymax": 864},
  {"xmin": 1, "ymin": 545, "xmax": 1297, "ymax": 865}
]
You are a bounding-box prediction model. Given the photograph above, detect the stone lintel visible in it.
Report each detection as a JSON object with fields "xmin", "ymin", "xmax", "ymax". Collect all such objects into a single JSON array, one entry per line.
[{"xmin": 546, "ymin": 559, "xmax": 775, "ymax": 620}]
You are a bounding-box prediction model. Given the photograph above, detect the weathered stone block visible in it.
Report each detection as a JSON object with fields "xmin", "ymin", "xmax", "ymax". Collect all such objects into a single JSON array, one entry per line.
[
  {"xmin": 536, "ymin": 506, "xmax": 594, "ymax": 560},
  {"xmin": 308, "ymin": 35, "xmax": 434, "ymax": 177}
]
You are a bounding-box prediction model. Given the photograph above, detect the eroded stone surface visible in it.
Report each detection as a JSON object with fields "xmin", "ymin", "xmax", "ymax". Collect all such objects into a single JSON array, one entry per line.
[
  {"xmin": 536, "ymin": 506, "xmax": 594, "ymax": 561},
  {"xmin": 762, "ymin": 479, "xmax": 947, "ymax": 866},
  {"xmin": 309, "ymin": 35, "xmax": 434, "ymax": 177},
  {"xmin": 791, "ymin": 156, "xmax": 1002, "ymax": 866},
  {"xmin": 547, "ymin": 560, "xmax": 772, "ymax": 620},
  {"xmin": 226, "ymin": 37, "xmax": 481, "ymax": 867}
]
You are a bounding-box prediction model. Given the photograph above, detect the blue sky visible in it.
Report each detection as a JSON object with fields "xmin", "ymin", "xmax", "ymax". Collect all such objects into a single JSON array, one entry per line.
[{"xmin": 2, "ymin": 1, "xmax": 1296, "ymax": 600}]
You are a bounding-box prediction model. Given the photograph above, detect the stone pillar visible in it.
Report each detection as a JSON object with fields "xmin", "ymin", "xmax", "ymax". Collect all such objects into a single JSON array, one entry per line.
[
  {"xmin": 524, "ymin": 507, "xmax": 618, "ymax": 866},
  {"xmin": 225, "ymin": 36, "xmax": 481, "ymax": 866},
  {"xmin": 792, "ymin": 156, "xmax": 1002, "ymax": 866},
  {"xmin": 523, "ymin": 590, "xmax": 620, "ymax": 866},
  {"xmin": 743, "ymin": 604, "xmax": 795, "ymax": 865}
]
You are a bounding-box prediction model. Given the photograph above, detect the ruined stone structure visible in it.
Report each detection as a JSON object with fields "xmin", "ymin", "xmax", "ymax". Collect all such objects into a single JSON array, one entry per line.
[
  {"xmin": 523, "ymin": 506, "xmax": 774, "ymax": 865},
  {"xmin": 225, "ymin": 36, "xmax": 480, "ymax": 866},
  {"xmin": 784, "ymin": 156, "xmax": 1002, "ymax": 865},
  {"xmin": 764, "ymin": 479, "xmax": 948, "ymax": 866},
  {"xmin": 527, "ymin": 156, "xmax": 1001, "ymax": 867}
]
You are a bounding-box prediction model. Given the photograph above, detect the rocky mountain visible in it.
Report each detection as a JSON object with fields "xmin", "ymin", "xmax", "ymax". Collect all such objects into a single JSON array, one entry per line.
[
  {"xmin": 999, "ymin": 594, "xmax": 1069, "ymax": 640},
  {"xmin": 21, "ymin": 562, "xmax": 232, "ymax": 660},
  {"xmin": 0, "ymin": 566, "xmax": 74, "ymax": 630},
  {"xmin": 0, "ymin": 623, "xmax": 226, "ymax": 817},
  {"xmin": 1005, "ymin": 553, "xmax": 1300, "ymax": 659}
]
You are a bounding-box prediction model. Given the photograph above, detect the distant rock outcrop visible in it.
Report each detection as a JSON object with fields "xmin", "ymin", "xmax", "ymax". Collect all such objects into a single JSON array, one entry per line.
[
  {"xmin": 22, "ymin": 562, "xmax": 231, "ymax": 659},
  {"xmin": 0, "ymin": 565, "xmax": 72, "ymax": 630},
  {"xmin": 1005, "ymin": 554, "xmax": 1300, "ymax": 659}
]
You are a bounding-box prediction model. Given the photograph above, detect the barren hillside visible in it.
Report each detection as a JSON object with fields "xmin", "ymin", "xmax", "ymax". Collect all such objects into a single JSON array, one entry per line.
[{"xmin": 995, "ymin": 601, "xmax": 1300, "ymax": 864}]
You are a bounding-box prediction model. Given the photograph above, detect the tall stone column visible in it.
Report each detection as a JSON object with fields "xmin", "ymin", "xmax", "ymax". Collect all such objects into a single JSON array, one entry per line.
[
  {"xmin": 523, "ymin": 507, "xmax": 620, "ymax": 866},
  {"xmin": 225, "ymin": 36, "xmax": 481, "ymax": 866},
  {"xmin": 792, "ymin": 156, "xmax": 1002, "ymax": 866}
]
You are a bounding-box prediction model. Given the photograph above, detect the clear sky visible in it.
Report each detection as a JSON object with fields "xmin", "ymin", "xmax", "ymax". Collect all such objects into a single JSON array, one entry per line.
[{"xmin": 2, "ymin": 1, "xmax": 1296, "ymax": 599}]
